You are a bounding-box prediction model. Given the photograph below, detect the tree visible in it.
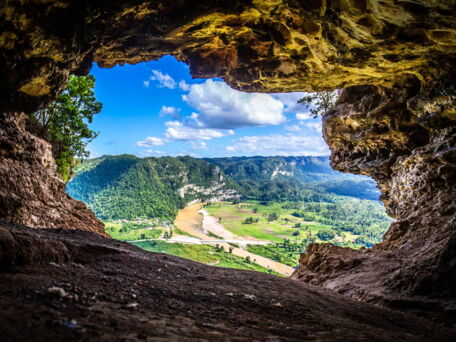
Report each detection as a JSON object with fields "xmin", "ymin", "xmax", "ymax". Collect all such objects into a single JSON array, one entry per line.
[
  {"xmin": 243, "ymin": 216, "xmax": 259, "ymax": 224},
  {"xmin": 30, "ymin": 75, "xmax": 102, "ymax": 181},
  {"xmin": 267, "ymin": 213, "xmax": 279, "ymax": 222},
  {"xmin": 317, "ymin": 230, "xmax": 336, "ymax": 241},
  {"xmin": 297, "ymin": 90, "xmax": 339, "ymax": 118}
]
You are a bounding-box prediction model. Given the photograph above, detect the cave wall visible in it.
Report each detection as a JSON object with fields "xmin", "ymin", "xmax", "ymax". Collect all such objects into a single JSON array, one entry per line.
[
  {"xmin": 291, "ymin": 72, "xmax": 456, "ymax": 318},
  {"xmin": 2, "ymin": 0, "xmax": 456, "ymax": 114},
  {"xmin": 0, "ymin": 0, "xmax": 455, "ymax": 312}
]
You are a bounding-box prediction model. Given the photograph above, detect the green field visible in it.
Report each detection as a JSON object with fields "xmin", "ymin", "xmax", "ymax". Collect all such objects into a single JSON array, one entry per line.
[
  {"xmin": 104, "ymin": 199, "xmax": 391, "ymax": 276},
  {"xmin": 246, "ymin": 244, "xmax": 300, "ymax": 267},
  {"xmin": 206, "ymin": 202, "xmax": 352, "ymax": 243},
  {"xmin": 133, "ymin": 241, "xmax": 281, "ymax": 276},
  {"xmin": 206, "ymin": 200, "xmax": 391, "ymax": 247},
  {"xmin": 205, "ymin": 200, "xmax": 391, "ymax": 267},
  {"xmin": 105, "ymin": 222, "xmax": 165, "ymax": 241}
]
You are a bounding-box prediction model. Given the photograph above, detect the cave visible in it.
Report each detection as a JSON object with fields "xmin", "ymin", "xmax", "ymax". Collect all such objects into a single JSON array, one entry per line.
[{"xmin": 0, "ymin": 0, "xmax": 455, "ymax": 340}]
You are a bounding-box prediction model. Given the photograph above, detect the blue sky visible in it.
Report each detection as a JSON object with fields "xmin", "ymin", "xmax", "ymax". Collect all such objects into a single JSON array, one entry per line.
[{"xmin": 87, "ymin": 55, "xmax": 329, "ymax": 158}]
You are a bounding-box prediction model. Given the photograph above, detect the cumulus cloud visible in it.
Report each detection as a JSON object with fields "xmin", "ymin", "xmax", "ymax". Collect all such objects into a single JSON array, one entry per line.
[
  {"xmin": 136, "ymin": 136, "xmax": 165, "ymax": 147},
  {"xmin": 190, "ymin": 141, "xmax": 208, "ymax": 150},
  {"xmin": 150, "ymin": 70, "xmax": 176, "ymax": 89},
  {"xmin": 301, "ymin": 120, "xmax": 322, "ymax": 132},
  {"xmin": 143, "ymin": 80, "xmax": 150, "ymax": 88},
  {"xmin": 285, "ymin": 124, "xmax": 300, "ymax": 132},
  {"xmin": 226, "ymin": 134, "xmax": 329, "ymax": 156},
  {"xmin": 296, "ymin": 112, "xmax": 313, "ymax": 121},
  {"xmin": 179, "ymin": 80, "xmax": 191, "ymax": 91},
  {"xmin": 138, "ymin": 149, "xmax": 166, "ymax": 157},
  {"xmin": 182, "ymin": 80, "xmax": 286, "ymax": 129},
  {"xmin": 164, "ymin": 121, "xmax": 234, "ymax": 141},
  {"xmin": 159, "ymin": 106, "xmax": 181, "ymax": 119},
  {"xmin": 273, "ymin": 92, "xmax": 307, "ymax": 113}
]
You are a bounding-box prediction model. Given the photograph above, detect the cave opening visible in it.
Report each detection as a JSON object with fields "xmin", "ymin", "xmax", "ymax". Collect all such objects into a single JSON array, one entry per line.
[
  {"xmin": 56, "ymin": 55, "xmax": 393, "ymax": 277},
  {"xmin": 1, "ymin": 0, "xmax": 455, "ymax": 339}
]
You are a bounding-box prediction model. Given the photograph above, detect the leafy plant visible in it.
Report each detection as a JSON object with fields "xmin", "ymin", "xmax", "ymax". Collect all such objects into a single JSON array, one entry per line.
[
  {"xmin": 29, "ymin": 75, "xmax": 102, "ymax": 181},
  {"xmin": 297, "ymin": 90, "xmax": 339, "ymax": 118}
]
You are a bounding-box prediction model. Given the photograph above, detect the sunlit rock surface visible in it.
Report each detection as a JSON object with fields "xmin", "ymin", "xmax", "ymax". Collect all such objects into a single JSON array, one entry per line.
[
  {"xmin": 1, "ymin": 0, "xmax": 456, "ymax": 113},
  {"xmin": 292, "ymin": 73, "xmax": 456, "ymax": 322}
]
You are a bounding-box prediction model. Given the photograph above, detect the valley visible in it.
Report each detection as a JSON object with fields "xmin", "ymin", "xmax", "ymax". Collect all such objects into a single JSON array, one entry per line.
[{"xmin": 69, "ymin": 155, "xmax": 392, "ymax": 276}]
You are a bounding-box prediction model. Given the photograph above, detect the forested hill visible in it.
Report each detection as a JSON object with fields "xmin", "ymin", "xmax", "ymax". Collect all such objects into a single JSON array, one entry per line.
[
  {"xmin": 67, "ymin": 155, "xmax": 240, "ymax": 220},
  {"xmin": 204, "ymin": 156, "xmax": 380, "ymax": 201},
  {"xmin": 67, "ymin": 155, "xmax": 380, "ymax": 221}
]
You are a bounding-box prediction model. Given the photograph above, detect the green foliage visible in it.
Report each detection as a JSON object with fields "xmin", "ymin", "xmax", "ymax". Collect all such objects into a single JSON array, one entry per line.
[
  {"xmin": 243, "ymin": 217, "xmax": 259, "ymax": 224},
  {"xmin": 134, "ymin": 241, "xmax": 281, "ymax": 276},
  {"xmin": 297, "ymin": 90, "xmax": 339, "ymax": 118},
  {"xmin": 104, "ymin": 221, "xmax": 165, "ymax": 241},
  {"xmin": 204, "ymin": 156, "xmax": 380, "ymax": 202},
  {"xmin": 69, "ymin": 155, "xmax": 390, "ymax": 250},
  {"xmin": 207, "ymin": 199, "xmax": 392, "ymax": 249},
  {"xmin": 67, "ymin": 155, "xmax": 238, "ymax": 221},
  {"xmin": 30, "ymin": 75, "xmax": 102, "ymax": 181},
  {"xmin": 317, "ymin": 230, "xmax": 335, "ymax": 241},
  {"xmin": 268, "ymin": 213, "xmax": 279, "ymax": 221},
  {"xmin": 246, "ymin": 244, "xmax": 301, "ymax": 267}
]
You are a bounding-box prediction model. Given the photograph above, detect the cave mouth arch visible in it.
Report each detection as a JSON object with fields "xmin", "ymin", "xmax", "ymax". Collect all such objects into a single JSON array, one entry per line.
[
  {"xmin": 61, "ymin": 56, "xmax": 393, "ymax": 277},
  {"xmin": 0, "ymin": 0, "xmax": 455, "ymax": 325}
]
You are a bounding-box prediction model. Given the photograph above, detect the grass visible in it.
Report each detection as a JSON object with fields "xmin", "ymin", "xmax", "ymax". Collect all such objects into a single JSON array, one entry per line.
[
  {"xmin": 206, "ymin": 202, "xmax": 334, "ymax": 242},
  {"xmin": 133, "ymin": 241, "xmax": 282, "ymax": 276},
  {"xmin": 174, "ymin": 227, "xmax": 198, "ymax": 238},
  {"xmin": 105, "ymin": 222, "xmax": 164, "ymax": 241},
  {"xmin": 246, "ymin": 244, "xmax": 299, "ymax": 267}
]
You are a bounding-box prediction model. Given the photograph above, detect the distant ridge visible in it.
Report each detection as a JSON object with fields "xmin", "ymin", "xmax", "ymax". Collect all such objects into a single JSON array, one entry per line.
[{"xmin": 67, "ymin": 155, "xmax": 379, "ymax": 220}]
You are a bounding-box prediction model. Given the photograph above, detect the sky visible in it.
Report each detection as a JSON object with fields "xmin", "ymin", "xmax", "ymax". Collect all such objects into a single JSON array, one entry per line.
[{"xmin": 87, "ymin": 55, "xmax": 329, "ymax": 158}]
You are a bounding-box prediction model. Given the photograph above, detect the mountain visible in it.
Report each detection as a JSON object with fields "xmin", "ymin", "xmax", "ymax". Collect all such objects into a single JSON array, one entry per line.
[
  {"xmin": 67, "ymin": 155, "xmax": 380, "ymax": 221},
  {"xmin": 204, "ymin": 156, "xmax": 380, "ymax": 201},
  {"xmin": 67, "ymin": 155, "xmax": 240, "ymax": 220}
]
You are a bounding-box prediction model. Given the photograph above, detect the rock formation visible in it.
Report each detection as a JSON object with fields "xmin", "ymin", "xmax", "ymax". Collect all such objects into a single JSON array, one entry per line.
[
  {"xmin": 0, "ymin": 112, "xmax": 104, "ymax": 233},
  {"xmin": 292, "ymin": 72, "xmax": 456, "ymax": 322},
  {"xmin": 0, "ymin": 0, "xmax": 455, "ymax": 334}
]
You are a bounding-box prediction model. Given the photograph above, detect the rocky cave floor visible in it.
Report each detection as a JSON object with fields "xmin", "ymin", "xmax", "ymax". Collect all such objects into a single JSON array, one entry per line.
[{"xmin": 0, "ymin": 222, "xmax": 454, "ymax": 342}]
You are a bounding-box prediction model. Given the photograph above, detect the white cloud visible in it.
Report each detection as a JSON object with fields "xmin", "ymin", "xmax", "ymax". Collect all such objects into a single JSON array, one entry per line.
[
  {"xmin": 273, "ymin": 92, "xmax": 307, "ymax": 112},
  {"xmin": 285, "ymin": 124, "xmax": 300, "ymax": 132},
  {"xmin": 138, "ymin": 149, "xmax": 166, "ymax": 157},
  {"xmin": 150, "ymin": 70, "xmax": 176, "ymax": 89},
  {"xmin": 226, "ymin": 134, "xmax": 329, "ymax": 156},
  {"xmin": 296, "ymin": 112, "xmax": 313, "ymax": 120},
  {"xmin": 143, "ymin": 80, "xmax": 150, "ymax": 88},
  {"xmin": 179, "ymin": 80, "xmax": 190, "ymax": 91},
  {"xmin": 182, "ymin": 79, "xmax": 286, "ymax": 129},
  {"xmin": 190, "ymin": 141, "xmax": 208, "ymax": 150},
  {"xmin": 301, "ymin": 120, "xmax": 322, "ymax": 132},
  {"xmin": 159, "ymin": 106, "xmax": 181, "ymax": 119},
  {"xmin": 136, "ymin": 136, "xmax": 165, "ymax": 147},
  {"xmin": 188, "ymin": 152, "xmax": 200, "ymax": 158},
  {"xmin": 164, "ymin": 121, "xmax": 234, "ymax": 141}
]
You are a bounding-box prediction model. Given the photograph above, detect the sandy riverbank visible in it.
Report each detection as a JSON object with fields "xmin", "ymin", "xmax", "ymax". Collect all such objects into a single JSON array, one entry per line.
[{"xmin": 173, "ymin": 203, "xmax": 294, "ymax": 276}]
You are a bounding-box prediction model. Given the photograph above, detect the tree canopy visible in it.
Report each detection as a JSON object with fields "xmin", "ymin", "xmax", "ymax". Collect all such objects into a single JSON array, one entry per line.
[
  {"xmin": 298, "ymin": 91, "xmax": 339, "ymax": 118},
  {"xmin": 30, "ymin": 75, "xmax": 102, "ymax": 181}
]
